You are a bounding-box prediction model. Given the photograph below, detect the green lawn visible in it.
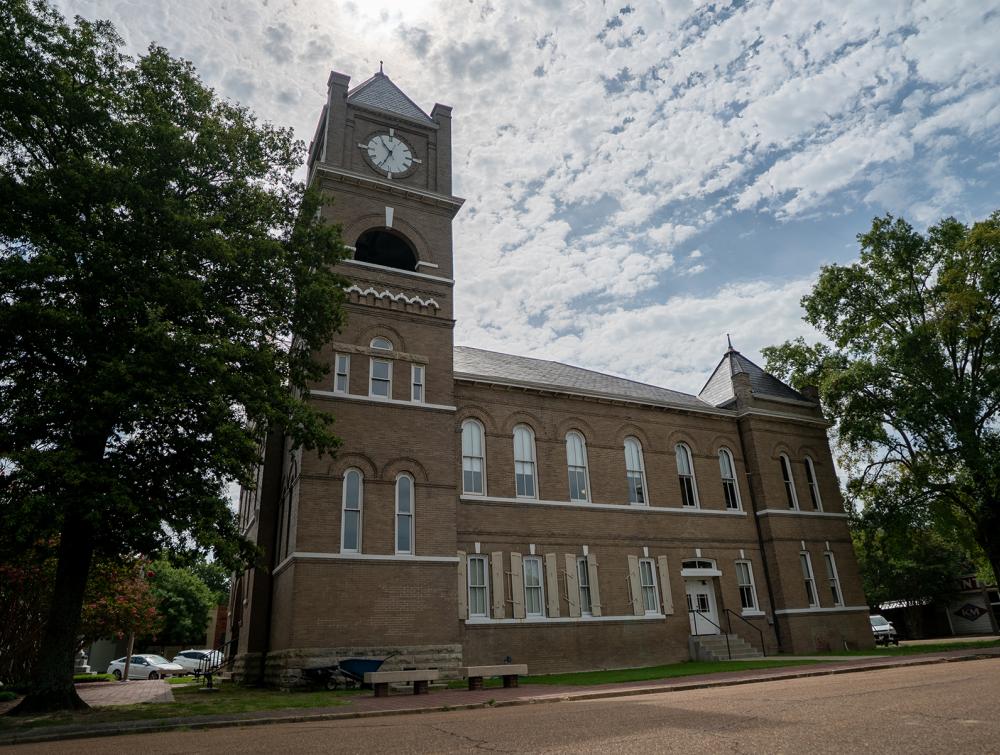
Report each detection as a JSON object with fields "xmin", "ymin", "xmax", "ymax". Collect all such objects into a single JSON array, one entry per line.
[
  {"xmin": 818, "ymin": 638, "xmax": 1000, "ymax": 657},
  {"xmin": 0, "ymin": 683, "xmax": 359, "ymax": 733},
  {"xmin": 446, "ymin": 658, "xmax": 820, "ymax": 689}
]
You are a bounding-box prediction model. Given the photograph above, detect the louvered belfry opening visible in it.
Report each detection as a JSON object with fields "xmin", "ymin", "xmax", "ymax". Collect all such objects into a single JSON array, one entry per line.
[{"xmin": 354, "ymin": 228, "xmax": 418, "ymax": 271}]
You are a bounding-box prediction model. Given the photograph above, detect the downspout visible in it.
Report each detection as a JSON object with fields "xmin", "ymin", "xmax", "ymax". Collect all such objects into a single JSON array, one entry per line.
[{"xmin": 737, "ymin": 417, "xmax": 784, "ymax": 652}]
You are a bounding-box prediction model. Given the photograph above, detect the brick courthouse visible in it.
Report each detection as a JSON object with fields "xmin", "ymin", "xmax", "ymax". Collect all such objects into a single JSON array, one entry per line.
[{"xmin": 230, "ymin": 69, "xmax": 872, "ymax": 684}]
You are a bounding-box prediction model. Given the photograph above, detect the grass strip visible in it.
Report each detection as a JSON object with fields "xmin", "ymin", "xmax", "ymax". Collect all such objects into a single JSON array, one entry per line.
[{"xmin": 0, "ymin": 683, "xmax": 358, "ymax": 732}]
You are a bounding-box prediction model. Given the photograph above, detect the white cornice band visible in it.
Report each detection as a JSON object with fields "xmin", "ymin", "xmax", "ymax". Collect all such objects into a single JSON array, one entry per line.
[
  {"xmin": 756, "ymin": 509, "xmax": 849, "ymax": 519},
  {"xmin": 773, "ymin": 605, "xmax": 868, "ymax": 615},
  {"xmin": 465, "ymin": 613, "xmax": 666, "ymax": 625},
  {"xmin": 274, "ymin": 551, "xmax": 459, "ymax": 577},
  {"xmin": 461, "ymin": 494, "xmax": 747, "ymax": 516}
]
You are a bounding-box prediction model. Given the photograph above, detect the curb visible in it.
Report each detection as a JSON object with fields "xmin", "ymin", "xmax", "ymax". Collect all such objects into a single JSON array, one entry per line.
[{"xmin": 2, "ymin": 652, "xmax": 998, "ymax": 746}]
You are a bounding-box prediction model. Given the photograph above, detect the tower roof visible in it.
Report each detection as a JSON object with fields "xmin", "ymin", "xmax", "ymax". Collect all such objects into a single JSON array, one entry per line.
[
  {"xmin": 698, "ymin": 345, "xmax": 810, "ymax": 407},
  {"xmin": 347, "ymin": 71, "xmax": 435, "ymax": 126}
]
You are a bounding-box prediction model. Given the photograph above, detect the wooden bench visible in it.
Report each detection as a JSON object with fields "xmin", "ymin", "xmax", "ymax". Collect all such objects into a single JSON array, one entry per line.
[
  {"xmin": 364, "ymin": 669, "xmax": 440, "ymax": 697},
  {"xmin": 459, "ymin": 664, "xmax": 528, "ymax": 690}
]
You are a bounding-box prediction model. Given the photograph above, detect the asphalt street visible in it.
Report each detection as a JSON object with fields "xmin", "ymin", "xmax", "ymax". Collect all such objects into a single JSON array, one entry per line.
[{"xmin": 12, "ymin": 658, "xmax": 999, "ymax": 753}]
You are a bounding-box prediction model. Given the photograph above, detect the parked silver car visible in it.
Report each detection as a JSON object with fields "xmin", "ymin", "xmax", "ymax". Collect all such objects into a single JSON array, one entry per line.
[
  {"xmin": 171, "ymin": 649, "xmax": 223, "ymax": 674},
  {"xmin": 107, "ymin": 654, "xmax": 185, "ymax": 680},
  {"xmin": 869, "ymin": 614, "xmax": 899, "ymax": 646}
]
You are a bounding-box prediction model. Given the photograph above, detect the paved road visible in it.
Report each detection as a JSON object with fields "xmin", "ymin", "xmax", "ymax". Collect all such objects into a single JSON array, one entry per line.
[{"xmin": 13, "ymin": 659, "xmax": 999, "ymax": 753}]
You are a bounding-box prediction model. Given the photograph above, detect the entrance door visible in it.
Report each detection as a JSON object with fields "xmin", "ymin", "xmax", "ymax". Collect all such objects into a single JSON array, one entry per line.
[{"xmin": 685, "ymin": 578, "xmax": 720, "ymax": 635}]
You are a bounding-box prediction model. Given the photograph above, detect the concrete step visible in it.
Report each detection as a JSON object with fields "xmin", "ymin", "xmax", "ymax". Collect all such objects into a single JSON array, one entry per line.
[{"xmin": 691, "ymin": 633, "xmax": 764, "ymax": 661}]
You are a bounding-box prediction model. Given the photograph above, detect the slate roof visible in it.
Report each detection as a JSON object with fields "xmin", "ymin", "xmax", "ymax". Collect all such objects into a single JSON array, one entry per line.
[
  {"xmin": 453, "ymin": 346, "xmax": 710, "ymax": 410},
  {"xmin": 347, "ymin": 72, "xmax": 435, "ymax": 125},
  {"xmin": 698, "ymin": 348, "xmax": 809, "ymax": 407}
]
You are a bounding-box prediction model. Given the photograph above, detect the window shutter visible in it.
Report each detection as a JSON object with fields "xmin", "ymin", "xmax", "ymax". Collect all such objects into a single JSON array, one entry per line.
[
  {"xmin": 565, "ymin": 554, "xmax": 580, "ymax": 618},
  {"xmin": 490, "ymin": 552, "xmax": 505, "ymax": 619},
  {"xmin": 510, "ymin": 552, "xmax": 525, "ymax": 619},
  {"xmin": 586, "ymin": 552, "xmax": 601, "ymax": 617},
  {"xmin": 544, "ymin": 553, "xmax": 560, "ymax": 617},
  {"xmin": 657, "ymin": 555, "xmax": 673, "ymax": 615},
  {"xmin": 457, "ymin": 551, "xmax": 468, "ymax": 620},
  {"xmin": 627, "ymin": 555, "xmax": 644, "ymax": 616}
]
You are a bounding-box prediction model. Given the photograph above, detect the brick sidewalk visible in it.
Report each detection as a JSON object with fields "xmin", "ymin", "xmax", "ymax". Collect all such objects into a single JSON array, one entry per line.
[
  {"xmin": 77, "ymin": 680, "xmax": 174, "ymax": 707},
  {"xmin": 2, "ymin": 646, "xmax": 998, "ymax": 746}
]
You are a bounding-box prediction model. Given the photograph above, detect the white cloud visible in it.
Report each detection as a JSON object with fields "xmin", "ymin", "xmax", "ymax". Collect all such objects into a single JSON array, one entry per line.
[{"xmin": 52, "ymin": 0, "xmax": 1000, "ymax": 394}]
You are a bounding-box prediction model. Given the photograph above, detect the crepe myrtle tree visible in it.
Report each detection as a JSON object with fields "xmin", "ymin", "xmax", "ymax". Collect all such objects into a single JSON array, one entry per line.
[
  {"xmin": 0, "ymin": 0, "xmax": 346, "ymax": 711},
  {"xmin": 763, "ymin": 211, "xmax": 1000, "ymax": 588}
]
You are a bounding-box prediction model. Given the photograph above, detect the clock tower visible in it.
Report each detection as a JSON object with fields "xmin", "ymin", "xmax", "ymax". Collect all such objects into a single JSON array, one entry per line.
[{"xmin": 233, "ymin": 69, "xmax": 465, "ymax": 683}]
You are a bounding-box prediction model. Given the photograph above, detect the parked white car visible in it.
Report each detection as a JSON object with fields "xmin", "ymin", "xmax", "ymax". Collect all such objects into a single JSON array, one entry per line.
[
  {"xmin": 171, "ymin": 649, "xmax": 223, "ymax": 674},
  {"xmin": 107, "ymin": 655, "xmax": 185, "ymax": 680}
]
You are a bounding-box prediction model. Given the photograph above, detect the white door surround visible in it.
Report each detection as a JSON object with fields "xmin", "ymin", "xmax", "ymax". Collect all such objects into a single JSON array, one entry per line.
[{"xmin": 685, "ymin": 577, "xmax": 720, "ymax": 635}]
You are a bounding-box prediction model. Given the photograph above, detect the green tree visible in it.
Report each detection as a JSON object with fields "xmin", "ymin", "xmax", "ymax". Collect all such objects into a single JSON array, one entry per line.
[
  {"xmin": 763, "ymin": 212, "xmax": 1000, "ymax": 588},
  {"xmin": 146, "ymin": 559, "xmax": 213, "ymax": 646},
  {"xmin": 0, "ymin": 0, "xmax": 346, "ymax": 711},
  {"xmin": 850, "ymin": 490, "xmax": 969, "ymax": 610},
  {"xmin": 0, "ymin": 544, "xmax": 160, "ymax": 688}
]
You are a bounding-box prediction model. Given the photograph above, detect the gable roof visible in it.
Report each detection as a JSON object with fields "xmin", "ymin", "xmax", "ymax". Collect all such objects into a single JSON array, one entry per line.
[
  {"xmin": 347, "ymin": 72, "xmax": 435, "ymax": 126},
  {"xmin": 698, "ymin": 348, "xmax": 809, "ymax": 407},
  {"xmin": 453, "ymin": 346, "xmax": 710, "ymax": 410}
]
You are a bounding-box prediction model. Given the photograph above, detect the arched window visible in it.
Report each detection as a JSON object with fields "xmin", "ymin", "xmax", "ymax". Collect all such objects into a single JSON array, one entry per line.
[
  {"xmin": 395, "ymin": 474, "xmax": 414, "ymax": 554},
  {"xmin": 355, "ymin": 229, "xmax": 418, "ymax": 272},
  {"xmin": 624, "ymin": 437, "xmax": 647, "ymax": 505},
  {"xmin": 513, "ymin": 424, "xmax": 537, "ymax": 499},
  {"xmin": 370, "ymin": 336, "xmax": 393, "ymax": 350},
  {"xmin": 341, "ymin": 469, "xmax": 363, "ymax": 553},
  {"xmin": 675, "ymin": 443, "xmax": 699, "ymax": 508},
  {"xmin": 461, "ymin": 420, "xmax": 486, "ymax": 495},
  {"xmin": 779, "ymin": 454, "xmax": 798, "ymax": 509},
  {"xmin": 803, "ymin": 456, "xmax": 822, "ymax": 510},
  {"xmin": 718, "ymin": 448, "xmax": 741, "ymax": 510},
  {"xmin": 565, "ymin": 431, "xmax": 590, "ymax": 502}
]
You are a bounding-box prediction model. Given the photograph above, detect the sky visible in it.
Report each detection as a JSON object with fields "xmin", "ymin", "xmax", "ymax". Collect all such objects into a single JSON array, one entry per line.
[{"xmin": 56, "ymin": 0, "xmax": 1000, "ymax": 396}]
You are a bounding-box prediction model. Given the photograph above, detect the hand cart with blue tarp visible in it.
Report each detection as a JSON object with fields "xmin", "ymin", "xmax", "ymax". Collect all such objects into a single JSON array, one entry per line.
[{"xmin": 303, "ymin": 652, "xmax": 399, "ymax": 690}]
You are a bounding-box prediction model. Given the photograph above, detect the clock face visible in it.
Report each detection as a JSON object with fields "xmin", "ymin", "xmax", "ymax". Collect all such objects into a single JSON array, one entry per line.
[{"xmin": 365, "ymin": 134, "xmax": 414, "ymax": 176}]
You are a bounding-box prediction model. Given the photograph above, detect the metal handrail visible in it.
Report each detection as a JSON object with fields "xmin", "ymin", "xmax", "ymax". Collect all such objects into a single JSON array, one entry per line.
[
  {"xmin": 724, "ymin": 608, "xmax": 766, "ymax": 657},
  {"xmin": 688, "ymin": 609, "xmax": 731, "ymax": 660}
]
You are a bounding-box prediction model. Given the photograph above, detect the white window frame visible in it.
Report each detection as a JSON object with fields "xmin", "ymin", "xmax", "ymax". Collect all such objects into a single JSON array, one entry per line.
[
  {"xmin": 370, "ymin": 336, "xmax": 393, "ymax": 351},
  {"xmin": 394, "ymin": 473, "xmax": 414, "ymax": 555},
  {"xmin": 334, "ymin": 353, "xmax": 350, "ymax": 394},
  {"xmin": 675, "ymin": 443, "xmax": 700, "ymax": 508},
  {"xmin": 341, "ymin": 468, "xmax": 363, "ymax": 553},
  {"xmin": 735, "ymin": 560, "xmax": 759, "ymax": 612},
  {"xmin": 624, "ymin": 437, "xmax": 648, "ymax": 506},
  {"xmin": 565, "ymin": 431, "xmax": 591, "ymax": 503},
  {"xmin": 719, "ymin": 448, "xmax": 741, "ymax": 510},
  {"xmin": 638, "ymin": 557, "xmax": 660, "ymax": 614},
  {"xmin": 800, "ymin": 551, "xmax": 818, "ymax": 608},
  {"xmin": 513, "ymin": 424, "xmax": 538, "ymax": 499},
  {"xmin": 824, "ymin": 551, "xmax": 843, "ymax": 606},
  {"xmin": 369, "ymin": 357, "xmax": 392, "ymax": 399},
  {"xmin": 522, "ymin": 555, "xmax": 545, "ymax": 617},
  {"xmin": 780, "ymin": 454, "xmax": 799, "ymax": 510},
  {"xmin": 461, "ymin": 419, "xmax": 487, "ymax": 495},
  {"xmin": 576, "ymin": 556, "xmax": 592, "ymax": 616},
  {"xmin": 468, "ymin": 554, "xmax": 489, "ymax": 618},
  {"xmin": 411, "ymin": 363, "xmax": 425, "ymax": 403},
  {"xmin": 804, "ymin": 456, "xmax": 823, "ymax": 511}
]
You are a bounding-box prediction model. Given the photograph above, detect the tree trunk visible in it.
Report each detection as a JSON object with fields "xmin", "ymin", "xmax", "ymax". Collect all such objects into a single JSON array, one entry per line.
[{"xmin": 10, "ymin": 509, "xmax": 95, "ymax": 714}]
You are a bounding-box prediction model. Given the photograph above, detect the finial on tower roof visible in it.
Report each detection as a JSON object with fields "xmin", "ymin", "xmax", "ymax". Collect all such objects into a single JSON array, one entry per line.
[
  {"xmin": 379, "ymin": 60, "xmax": 384, "ymax": 75},
  {"xmin": 726, "ymin": 333, "xmax": 734, "ymax": 352}
]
